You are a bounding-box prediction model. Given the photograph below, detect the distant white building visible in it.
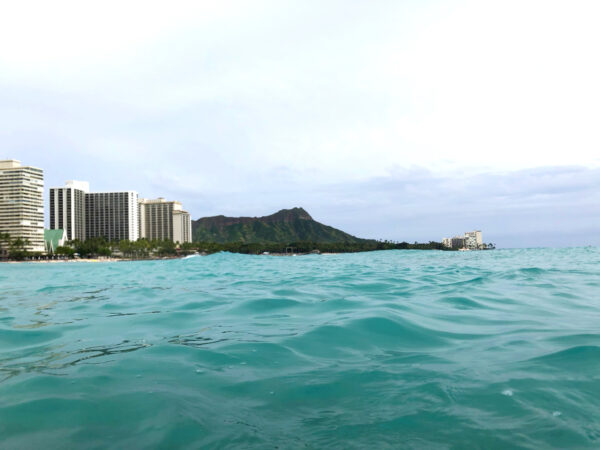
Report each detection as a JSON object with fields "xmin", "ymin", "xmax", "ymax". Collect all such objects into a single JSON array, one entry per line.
[
  {"xmin": 443, "ymin": 230, "xmax": 483, "ymax": 250},
  {"xmin": 464, "ymin": 230, "xmax": 483, "ymax": 249},
  {"xmin": 139, "ymin": 197, "xmax": 192, "ymax": 243}
]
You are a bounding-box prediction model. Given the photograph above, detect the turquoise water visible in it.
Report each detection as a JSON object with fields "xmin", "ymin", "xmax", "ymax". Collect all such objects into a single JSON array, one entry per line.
[{"xmin": 1, "ymin": 248, "xmax": 599, "ymax": 448}]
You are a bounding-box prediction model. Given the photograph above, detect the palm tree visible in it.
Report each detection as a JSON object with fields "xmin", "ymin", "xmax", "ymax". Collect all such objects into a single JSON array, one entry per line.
[
  {"xmin": 0, "ymin": 232, "xmax": 10, "ymax": 258},
  {"xmin": 9, "ymin": 237, "xmax": 30, "ymax": 260}
]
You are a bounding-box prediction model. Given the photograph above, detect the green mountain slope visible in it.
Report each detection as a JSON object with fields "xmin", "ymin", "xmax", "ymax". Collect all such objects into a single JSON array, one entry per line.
[{"xmin": 192, "ymin": 207, "xmax": 366, "ymax": 243}]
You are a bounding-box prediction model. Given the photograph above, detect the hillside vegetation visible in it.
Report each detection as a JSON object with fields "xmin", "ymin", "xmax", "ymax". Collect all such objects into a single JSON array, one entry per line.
[{"xmin": 192, "ymin": 207, "xmax": 364, "ymax": 244}]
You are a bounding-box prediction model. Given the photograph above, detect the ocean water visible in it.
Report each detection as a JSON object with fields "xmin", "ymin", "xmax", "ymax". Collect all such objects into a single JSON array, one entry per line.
[{"xmin": 1, "ymin": 248, "xmax": 599, "ymax": 449}]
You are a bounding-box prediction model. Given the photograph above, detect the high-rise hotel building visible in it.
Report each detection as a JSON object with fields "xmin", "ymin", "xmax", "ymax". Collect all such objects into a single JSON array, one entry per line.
[
  {"xmin": 139, "ymin": 198, "xmax": 192, "ymax": 243},
  {"xmin": 50, "ymin": 182, "xmax": 139, "ymax": 242},
  {"xmin": 173, "ymin": 208, "xmax": 192, "ymax": 244},
  {"xmin": 49, "ymin": 180, "xmax": 89, "ymax": 241},
  {"xmin": 49, "ymin": 182, "xmax": 193, "ymax": 244},
  {"xmin": 86, "ymin": 191, "xmax": 139, "ymax": 241},
  {"xmin": 0, "ymin": 160, "xmax": 45, "ymax": 252}
]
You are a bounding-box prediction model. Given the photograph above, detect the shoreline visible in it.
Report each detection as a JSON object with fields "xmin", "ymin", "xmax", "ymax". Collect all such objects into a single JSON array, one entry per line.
[
  {"xmin": 1, "ymin": 247, "xmax": 486, "ymax": 264},
  {"xmin": 0, "ymin": 256, "xmax": 185, "ymax": 264}
]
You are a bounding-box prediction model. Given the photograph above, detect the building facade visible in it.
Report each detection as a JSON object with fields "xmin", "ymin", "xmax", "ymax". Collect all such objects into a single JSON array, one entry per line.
[
  {"xmin": 0, "ymin": 160, "xmax": 45, "ymax": 252},
  {"xmin": 49, "ymin": 180, "xmax": 89, "ymax": 241},
  {"xmin": 442, "ymin": 231, "xmax": 483, "ymax": 250},
  {"xmin": 464, "ymin": 231, "xmax": 483, "ymax": 249},
  {"xmin": 451, "ymin": 237, "xmax": 466, "ymax": 249},
  {"xmin": 85, "ymin": 191, "xmax": 139, "ymax": 241},
  {"xmin": 173, "ymin": 210, "xmax": 192, "ymax": 243},
  {"xmin": 139, "ymin": 198, "xmax": 192, "ymax": 243}
]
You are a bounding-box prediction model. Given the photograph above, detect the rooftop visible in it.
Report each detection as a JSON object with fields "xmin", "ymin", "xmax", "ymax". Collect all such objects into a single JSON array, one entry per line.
[
  {"xmin": 139, "ymin": 198, "xmax": 182, "ymax": 206},
  {"xmin": 0, "ymin": 159, "xmax": 43, "ymax": 171},
  {"xmin": 0, "ymin": 160, "xmax": 21, "ymax": 169}
]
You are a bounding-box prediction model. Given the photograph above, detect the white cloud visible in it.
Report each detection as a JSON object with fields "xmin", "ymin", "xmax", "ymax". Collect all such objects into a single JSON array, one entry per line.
[{"xmin": 4, "ymin": 1, "xmax": 599, "ymax": 176}]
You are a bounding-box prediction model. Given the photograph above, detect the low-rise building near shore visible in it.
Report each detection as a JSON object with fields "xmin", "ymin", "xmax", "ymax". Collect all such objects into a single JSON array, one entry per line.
[
  {"xmin": 452, "ymin": 236, "xmax": 467, "ymax": 249},
  {"xmin": 44, "ymin": 228, "xmax": 67, "ymax": 254}
]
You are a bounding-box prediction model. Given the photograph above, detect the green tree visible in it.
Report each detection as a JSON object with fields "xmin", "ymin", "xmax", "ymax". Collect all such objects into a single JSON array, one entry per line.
[
  {"xmin": 0, "ymin": 232, "xmax": 11, "ymax": 258},
  {"xmin": 72, "ymin": 237, "xmax": 112, "ymax": 258},
  {"xmin": 156, "ymin": 239, "xmax": 176, "ymax": 256},
  {"xmin": 9, "ymin": 238, "xmax": 30, "ymax": 260},
  {"xmin": 56, "ymin": 246, "xmax": 75, "ymax": 257}
]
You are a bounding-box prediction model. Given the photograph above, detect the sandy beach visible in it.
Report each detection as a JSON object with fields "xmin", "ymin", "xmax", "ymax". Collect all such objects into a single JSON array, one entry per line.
[{"xmin": 1, "ymin": 258, "xmax": 124, "ymax": 264}]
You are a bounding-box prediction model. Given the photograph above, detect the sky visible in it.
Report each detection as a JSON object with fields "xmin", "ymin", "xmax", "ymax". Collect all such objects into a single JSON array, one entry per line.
[{"xmin": 1, "ymin": 0, "xmax": 599, "ymax": 247}]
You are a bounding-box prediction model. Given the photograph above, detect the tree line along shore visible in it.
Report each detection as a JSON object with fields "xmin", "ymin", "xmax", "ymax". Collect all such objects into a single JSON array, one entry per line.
[{"xmin": 1, "ymin": 233, "xmax": 452, "ymax": 261}]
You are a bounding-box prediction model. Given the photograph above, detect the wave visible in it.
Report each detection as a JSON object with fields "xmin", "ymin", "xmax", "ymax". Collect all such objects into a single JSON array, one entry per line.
[{"xmin": 1, "ymin": 247, "xmax": 599, "ymax": 448}]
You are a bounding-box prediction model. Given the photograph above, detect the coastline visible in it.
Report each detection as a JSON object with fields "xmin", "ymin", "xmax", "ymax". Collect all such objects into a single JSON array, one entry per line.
[
  {"xmin": 1, "ymin": 258, "xmax": 120, "ymax": 264},
  {"xmin": 0, "ymin": 245, "xmax": 479, "ymax": 263},
  {"xmin": 0, "ymin": 256, "xmax": 185, "ymax": 264}
]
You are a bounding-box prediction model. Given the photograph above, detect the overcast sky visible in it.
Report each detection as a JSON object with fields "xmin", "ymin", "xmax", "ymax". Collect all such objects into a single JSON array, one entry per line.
[{"xmin": 1, "ymin": 0, "xmax": 599, "ymax": 247}]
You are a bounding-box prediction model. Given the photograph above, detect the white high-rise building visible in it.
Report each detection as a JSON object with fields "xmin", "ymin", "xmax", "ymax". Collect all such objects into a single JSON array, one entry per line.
[
  {"xmin": 464, "ymin": 230, "xmax": 483, "ymax": 249},
  {"xmin": 0, "ymin": 160, "xmax": 45, "ymax": 252},
  {"xmin": 138, "ymin": 197, "xmax": 192, "ymax": 243},
  {"xmin": 173, "ymin": 209, "xmax": 192, "ymax": 244},
  {"xmin": 49, "ymin": 180, "xmax": 89, "ymax": 241}
]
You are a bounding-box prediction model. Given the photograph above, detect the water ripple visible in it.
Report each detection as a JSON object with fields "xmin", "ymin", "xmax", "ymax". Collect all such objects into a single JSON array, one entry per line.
[{"xmin": 0, "ymin": 248, "xmax": 599, "ymax": 448}]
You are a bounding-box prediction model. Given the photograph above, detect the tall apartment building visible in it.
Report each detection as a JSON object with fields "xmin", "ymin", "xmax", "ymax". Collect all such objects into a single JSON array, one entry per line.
[
  {"xmin": 139, "ymin": 198, "xmax": 192, "ymax": 243},
  {"xmin": 0, "ymin": 160, "xmax": 45, "ymax": 252},
  {"xmin": 173, "ymin": 209, "xmax": 192, "ymax": 244},
  {"xmin": 85, "ymin": 191, "xmax": 139, "ymax": 241},
  {"xmin": 464, "ymin": 231, "xmax": 483, "ymax": 250},
  {"xmin": 49, "ymin": 180, "xmax": 89, "ymax": 241}
]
